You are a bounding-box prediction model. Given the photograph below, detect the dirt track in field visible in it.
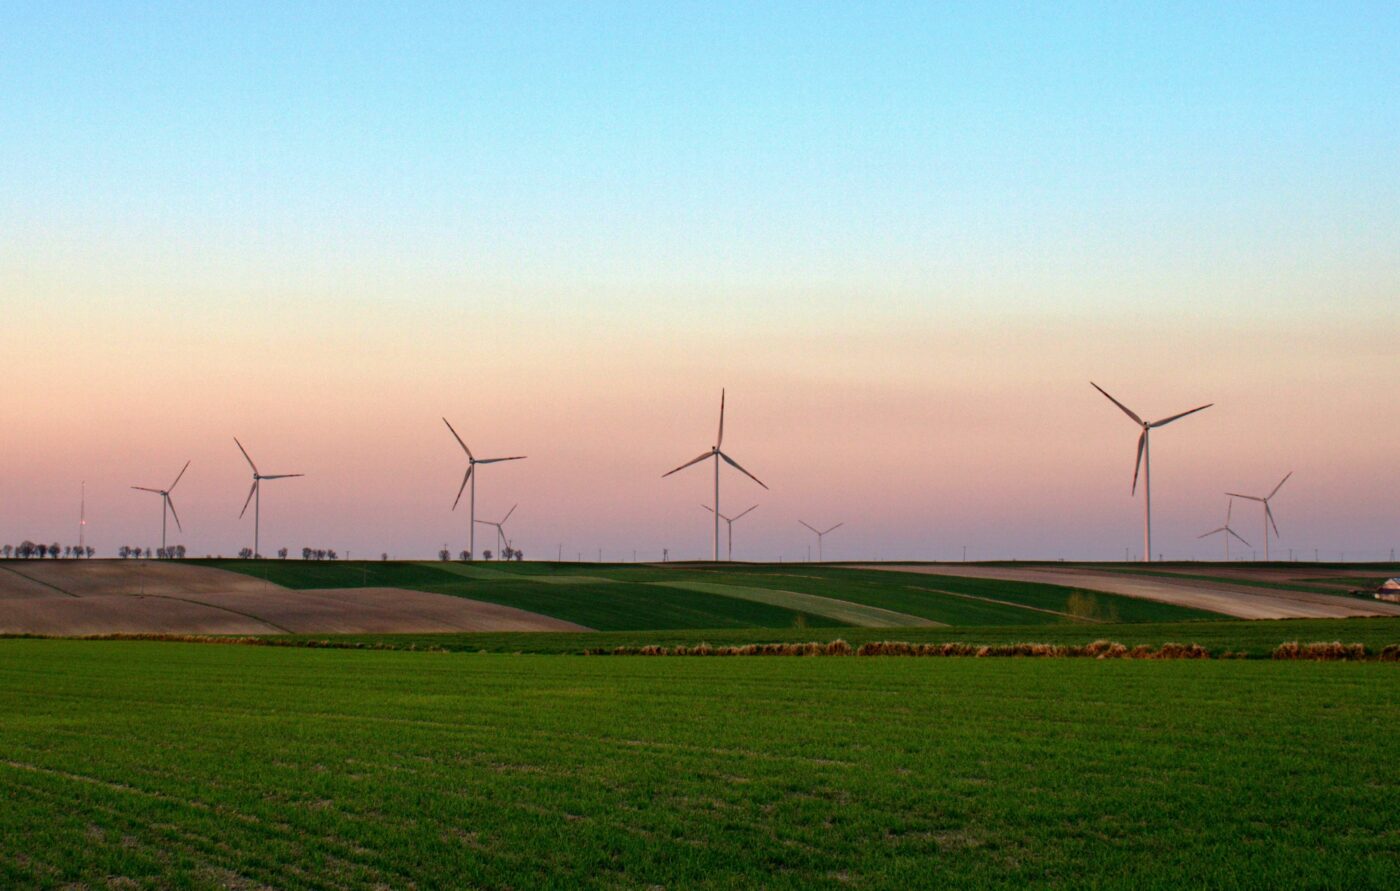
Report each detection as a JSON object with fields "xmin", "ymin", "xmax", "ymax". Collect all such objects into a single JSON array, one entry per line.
[
  {"xmin": 862, "ymin": 564, "xmax": 1400, "ymax": 620},
  {"xmin": 0, "ymin": 562, "xmax": 588, "ymax": 635}
]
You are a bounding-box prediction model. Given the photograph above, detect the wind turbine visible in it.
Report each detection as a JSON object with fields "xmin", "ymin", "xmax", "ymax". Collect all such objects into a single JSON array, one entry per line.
[
  {"xmin": 131, "ymin": 460, "xmax": 189, "ymax": 553},
  {"xmin": 1198, "ymin": 498, "xmax": 1250, "ymax": 561},
  {"xmin": 443, "ymin": 418, "xmax": 525, "ymax": 561},
  {"xmin": 475, "ymin": 503, "xmax": 518, "ymax": 557},
  {"xmin": 235, "ymin": 438, "xmax": 303, "ymax": 558},
  {"xmin": 701, "ymin": 503, "xmax": 758, "ymax": 562},
  {"xmin": 663, "ymin": 389, "xmax": 768, "ymax": 561},
  {"xmin": 1091, "ymin": 382, "xmax": 1212, "ymax": 563},
  {"xmin": 1227, "ymin": 472, "xmax": 1292, "ymax": 562},
  {"xmin": 799, "ymin": 520, "xmax": 843, "ymax": 562}
]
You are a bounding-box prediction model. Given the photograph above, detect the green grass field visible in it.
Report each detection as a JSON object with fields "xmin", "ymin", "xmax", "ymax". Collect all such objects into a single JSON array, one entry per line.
[
  {"xmin": 3, "ymin": 639, "xmax": 1397, "ymax": 888},
  {"xmin": 206, "ymin": 560, "xmax": 1224, "ymax": 630}
]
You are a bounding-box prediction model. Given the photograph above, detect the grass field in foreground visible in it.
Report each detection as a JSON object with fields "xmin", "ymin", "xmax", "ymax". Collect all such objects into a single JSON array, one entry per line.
[
  {"xmin": 2, "ymin": 640, "xmax": 1397, "ymax": 888},
  {"xmin": 204, "ymin": 561, "xmax": 1224, "ymax": 629}
]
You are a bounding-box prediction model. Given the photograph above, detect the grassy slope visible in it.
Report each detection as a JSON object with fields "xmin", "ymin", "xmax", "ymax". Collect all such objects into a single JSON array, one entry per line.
[
  {"xmin": 203, "ymin": 560, "xmax": 842, "ymax": 631},
  {"xmin": 3, "ymin": 640, "xmax": 1397, "ymax": 888},
  {"xmin": 273, "ymin": 615, "xmax": 1400, "ymax": 656},
  {"xmin": 204, "ymin": 561, "xmax": 1226, "ymax": 630}
]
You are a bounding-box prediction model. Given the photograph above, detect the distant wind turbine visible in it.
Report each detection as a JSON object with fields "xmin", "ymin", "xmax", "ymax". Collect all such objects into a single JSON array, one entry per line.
[
  {"xmin": 701, "ymin": 503, "xmax": 758, "ymax": 562},
  {"xmin": 1226, "ymin": 472, "xmax": 1292, "ymax": 562},
  {"xmin": 1091, "ymin": 382, "xmax": 1212, "ymax": 563},
  {"xmin": 799, "ymin": 520, "xmax": 843, "ymax": 562},
  {"xmin": 475, "ymin": 503, "xmax": 518, "ymax": 556},
  {"xmin": 443, "ymin": 418, "xmax": 525, "ymax": 561},
  {"xmin": 663, "ymin": 389, "xmax": 768, "ymax": 561},
  {"xmin": 131, "ymin": 460, "xmax": 189, "ymax": 553},
  {"xmin": 1198, "ymin": 498, "xmax": 1250, "ymax": 561},
  {"xmin": 235, "ymin": 438, "xmax": 303, "ymax": 558}
]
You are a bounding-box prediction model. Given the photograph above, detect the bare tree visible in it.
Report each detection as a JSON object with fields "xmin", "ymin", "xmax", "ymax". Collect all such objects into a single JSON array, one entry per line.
[
  {"xmin": 278, "ymin": 547, "xmax": 289, "ymax": 559},
  {"xmin": 439, "ymin": 548, "xmax": 451, "ymax": 561}
]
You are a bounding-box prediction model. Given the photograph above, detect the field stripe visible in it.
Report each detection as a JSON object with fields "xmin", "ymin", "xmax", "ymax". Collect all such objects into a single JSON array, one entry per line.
[
  {"xmin": 906, "ymin": 586, "xmax": 1096, "ymax": 622},
  {"xmin": 648, "ymin": 581, "xmax": 942, "ymax": 628},
  {"xmin": 0, "ymin": 565, "xmax": 79, "ymax": 598}
]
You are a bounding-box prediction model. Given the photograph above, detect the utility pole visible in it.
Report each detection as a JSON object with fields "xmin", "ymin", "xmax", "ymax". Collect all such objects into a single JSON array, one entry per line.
[{"xmin": 962, "ymin": 545, "xmax": 967, "ymax": 562}]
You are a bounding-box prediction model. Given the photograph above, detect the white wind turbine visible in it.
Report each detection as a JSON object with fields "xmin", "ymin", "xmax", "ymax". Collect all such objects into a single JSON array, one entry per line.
[
  {"xmin": 663, "ymin": 389, "xmax": 768, "ymax": 561},
  {"xmin": 701, "ymin": 503, "xmax": 758, "ymax": 562},
  {"xmin": 799, "ymin": 520, "xmax": 843, "ymax": 562},
  {"xmin": 443, "ymin": 418, "xmax": 525, "ymax": 561},
  {"xmin": 475, "ymin": 503, "xmax": 518, "ymax": 557},
  {"xmin": 1227, "ymin": 472, "xmax": 1292, "ymax": 562},
  {"xmin": 131, "ymin": 460, "xmax": 189, "ymax": 553},
  {"xmin": 1091, "ymin": 382, "xmax": 1212, "ymax": 563},
  {"xmin": 235, "ymin": 438, "xmax": 303, "ymax": 558},
  {"xmin": 1198, "ymin": 498, "xmax": 1250, "ymax": 561}
]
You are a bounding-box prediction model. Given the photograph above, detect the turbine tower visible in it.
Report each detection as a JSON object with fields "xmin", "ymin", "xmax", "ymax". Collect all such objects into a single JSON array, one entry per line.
[
  {"xmin": 701, "ymin": 503, "xmax": 758, "ymax": 562},
  {"xmin": 799, "ymin": 520, "xmax": 843, "ymax": 562},
  {"xmin": 235, "ymin": 438, "xmax": 303, "ymax": 559},
  {"xmin": 1198, "ymin": 498, "xmax": 1250, "ymax": 561},
  {"xmin": 443, "ymin": 418, "xmax": 525, "ymax": 561},
  {"xmin": 1091, "ymin": 382, "xmax": 1212, "ymax": 563},
  {"xmin": 663, "ymin": 389, "xmax": 768, "ymax": 561},
  {"xmin": 475, "ymin": 503, "xmax": 518, "ymax": 556},
  {"xmin": 1226, "ymin": 472, "xmax": 1292, "ymax": 562},
  {"xmin": 131, "ymin": 461, "xmax": 189, "ymax": 553}
]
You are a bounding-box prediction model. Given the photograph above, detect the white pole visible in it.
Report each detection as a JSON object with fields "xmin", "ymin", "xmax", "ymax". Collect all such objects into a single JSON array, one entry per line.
[
  {"xmin": 1142, "ymin": 431, "xmax": 1152, "ymax": 563},
  {"xmin": 713, "ymin": 454, "xmax": 720, "ymax": 562}
]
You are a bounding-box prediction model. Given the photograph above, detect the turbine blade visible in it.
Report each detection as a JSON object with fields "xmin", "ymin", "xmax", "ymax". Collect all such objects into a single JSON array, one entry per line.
[
  {"xmin": 501, "ymin": 504, "xmax": 517, "ymax": 523},
  {"xmin": 1150, "ymin": 403, "xmax": 1213, "ymax": 428},
  {"xmin": 1266, "ymin": 503, "xmax": 1279, "ymax": 537},
  {"xmin": 1226, "ymin": 498, "xmax": 1233, "ymax": 523},
  {"xmin": 239, "ymin": 480, "xmax": 258, "ymax": 518},
  {"xmin": 442, "ymin": 417, "xmax": 472, "ymax": 459},
  {"xmin": 823, "ymin": 523, "xmax": 843, "ymax": 535},
  {"xmin": 452, "ymin": 465, "xmax": 472, "ymax": 510},
  {"xmin": 131, "ymin": 486, "xmax": 162, "ymax": 494},
  {"xmin": 716, "ymin": 388, "xmax": 725, "ymax": 449},
  {"xmin": 166, "ymin": 495, "xmax": 183, "ymax": 532},
  {"xmin": 169, "ymin": 460, "xmax": 190, "ymax": 491},
  {"xmin": 259, "ymin": 473, "xmax": 304, "ymax": 480},
  {"xmin": 701, "ymin": 504, "xmax": 717, "ymax": 515},
  {"xmin": 663, "ymin": 449, "xmax": 715, "ymax": 477},
  {"xmin": 1227, "ymin": 527, "xmax": 1251, "ymax": 547},
  {"xmin": 799, "ymin": 520, "xmax": 819, "ymax": 534},
  {"xmin": 718, "ymin": 450, "xmax": 768, "ymax": 489},
  {"xmin": 1198, "ymin": 527, "xmax": 1226, "ymax": 539},
  {"xmin": 1091, "ymin": 382, "xmax": 1143, "ymax": 425},
  {"xmin": 1131, "ymin": 431, "xmax": 1146, "ymax": 495},
  {"xmin": 1225, "ymin": 492, "xmax": 1265, "ymax": 502},
  {"xmin": 732, "ymin": 504, "xmax": 758, "ymax": 521},
  {"xmin": 1269, "ymin": 471, "xmax": 1293, "ymax": 499},
  {"xmin": 234, "ymin": 437, "xmax": 258, "ymax": 474},
  {"xmin": 476, "ymin": 456, "xmax": 526, "ymax": 464}
]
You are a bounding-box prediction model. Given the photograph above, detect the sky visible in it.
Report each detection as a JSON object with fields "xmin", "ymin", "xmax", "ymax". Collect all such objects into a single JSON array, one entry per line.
[{"xmin": 1, "ymin": 2, "xmax": 1396, "ymax": 562}]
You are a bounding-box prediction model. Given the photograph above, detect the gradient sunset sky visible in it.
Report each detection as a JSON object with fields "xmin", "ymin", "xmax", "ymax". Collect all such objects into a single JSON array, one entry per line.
[{"xmin": 2, "ymin": 3, "xmax": 1396, "ymax": 561}]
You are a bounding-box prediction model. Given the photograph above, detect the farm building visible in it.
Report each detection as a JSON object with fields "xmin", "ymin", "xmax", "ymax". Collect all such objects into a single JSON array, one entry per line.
[{"xmin": 1376, "ymin": 579, "xmax": 1400, "ymax": 603}]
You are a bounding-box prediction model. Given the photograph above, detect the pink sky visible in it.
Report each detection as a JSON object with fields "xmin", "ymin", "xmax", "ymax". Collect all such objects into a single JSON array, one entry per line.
[{"xmin": 3, "ymin": 288, "xmax": 1396, "ymax": 561}]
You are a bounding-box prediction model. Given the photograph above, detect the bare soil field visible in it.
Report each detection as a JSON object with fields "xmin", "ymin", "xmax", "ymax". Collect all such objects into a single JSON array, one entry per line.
[
  {"xmin": 0, "ymin": 561, "xmax": 588, "ymax": 635},
  {"xmin": 868, "ymin": 564, "xmax": 1400, "ymax": 620},
  {"xmin": 0, "ymin": 560, "xmax": 276, "ymax": 597}
]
